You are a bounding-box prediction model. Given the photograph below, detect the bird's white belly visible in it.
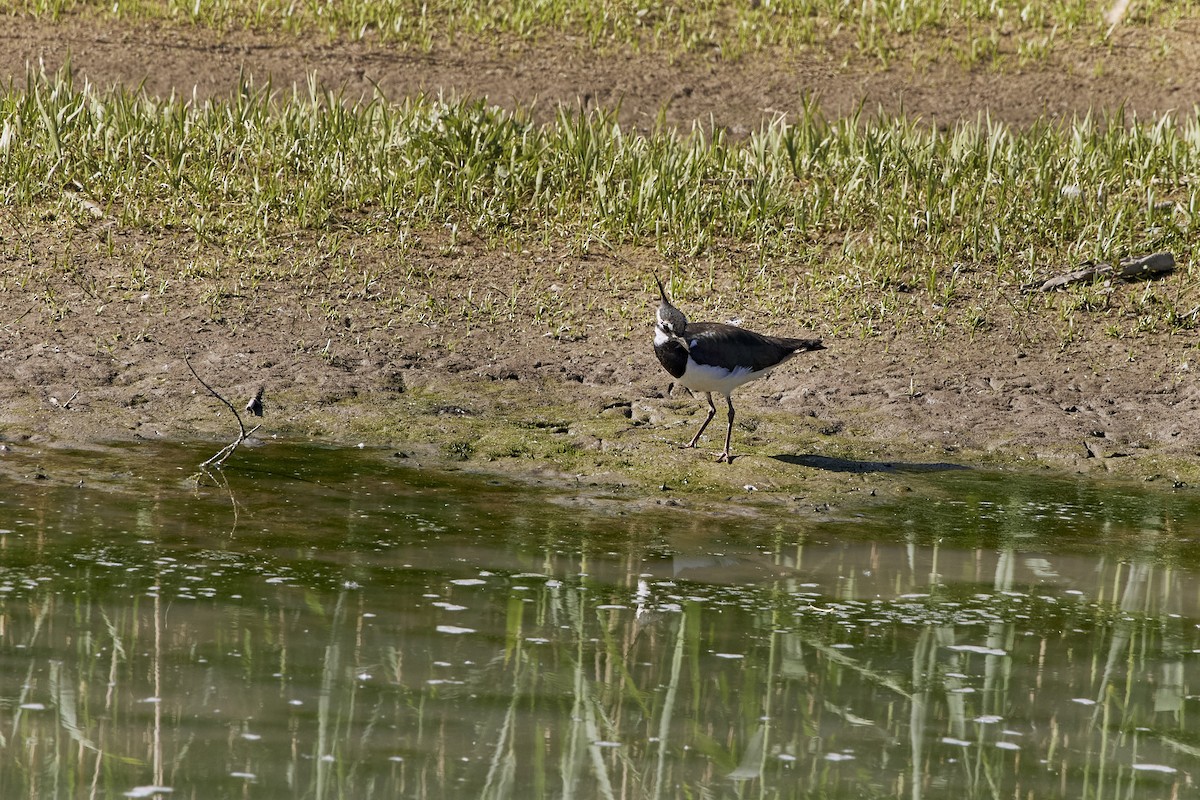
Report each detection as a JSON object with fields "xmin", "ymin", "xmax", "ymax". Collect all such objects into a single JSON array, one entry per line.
[{"xmin": 679, "ymin": 360, "xmax": 765, "ymax": 394}]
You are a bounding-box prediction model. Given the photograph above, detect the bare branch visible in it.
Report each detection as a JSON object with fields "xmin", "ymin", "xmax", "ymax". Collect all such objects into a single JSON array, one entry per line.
[
  {"xmin": 184, "ymin": 355, "xmax": 259, "ymax": 469},
  {"xmin": 1029, "ymin": 252, "xmax": 1175, "ymax": 293}
]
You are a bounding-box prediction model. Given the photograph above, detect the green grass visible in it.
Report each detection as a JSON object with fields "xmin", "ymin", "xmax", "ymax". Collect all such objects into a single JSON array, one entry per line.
[
  {"xmin": 2, "ymin": 66, "xmax": 1199, "ymax": 341},
  {"xmin": 8, "ymin": 0, "xmax": 1199, "ymax": 63}
]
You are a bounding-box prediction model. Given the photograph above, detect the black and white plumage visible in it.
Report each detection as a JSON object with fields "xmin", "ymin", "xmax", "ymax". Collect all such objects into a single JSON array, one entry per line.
[{"xmin": 653, "ymin": 276, "xmax": 824, "ymax": 463}]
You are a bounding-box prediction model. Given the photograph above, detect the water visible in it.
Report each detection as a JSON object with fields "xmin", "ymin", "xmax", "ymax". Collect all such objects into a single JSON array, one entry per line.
[{"xmin": 1, "ymin": 442, "xmax": 1199, "ymax": 799}]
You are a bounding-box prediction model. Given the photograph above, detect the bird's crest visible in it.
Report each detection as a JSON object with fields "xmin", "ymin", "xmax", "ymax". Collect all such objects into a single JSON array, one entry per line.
[{"xmin": 654, "ymin": 275, "xmax": 688, "ymax": 337}]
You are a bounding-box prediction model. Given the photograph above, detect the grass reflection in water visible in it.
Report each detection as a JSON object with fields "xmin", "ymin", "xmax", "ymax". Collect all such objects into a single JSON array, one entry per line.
[{"xmin": 0, "ymin": 443, "xmax": 1197, "ymax": 799}]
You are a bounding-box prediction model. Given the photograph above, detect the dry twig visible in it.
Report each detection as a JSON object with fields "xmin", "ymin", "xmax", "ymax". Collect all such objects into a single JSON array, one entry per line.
[
  {"xmin": 184, "ymin": 356, "xmax": 261, "ymax": 469},
  {"xmin": 1030, "ymin": 252, "xmax": 1175, "ymax": 293}
]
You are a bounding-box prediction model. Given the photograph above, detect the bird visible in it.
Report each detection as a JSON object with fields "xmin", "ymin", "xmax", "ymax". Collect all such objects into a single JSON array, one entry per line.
[{"xmin": 653, "ymin": 275, "xmax": 824, "ymax": 463}]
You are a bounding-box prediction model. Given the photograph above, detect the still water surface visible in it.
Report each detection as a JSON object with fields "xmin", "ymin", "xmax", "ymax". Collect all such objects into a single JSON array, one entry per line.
[{"xmin": 1, "ymin": 442, "xmax": 1199, "ymax": 799}]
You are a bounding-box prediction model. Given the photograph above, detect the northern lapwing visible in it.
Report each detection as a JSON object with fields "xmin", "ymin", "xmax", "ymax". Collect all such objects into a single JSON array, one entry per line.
[{"xmin": 653, "ymin": 276, "xmax": 824, "ymax": 463}]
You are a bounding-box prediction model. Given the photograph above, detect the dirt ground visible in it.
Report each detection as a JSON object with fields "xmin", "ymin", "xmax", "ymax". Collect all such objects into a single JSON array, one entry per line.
[{"xmin": 4, "ymin": 14, "xmax": 1200, "ymax": 494}]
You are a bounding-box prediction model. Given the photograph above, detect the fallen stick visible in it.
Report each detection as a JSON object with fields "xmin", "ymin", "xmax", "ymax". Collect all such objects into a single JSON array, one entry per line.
[
  {"xmin": 184, "ymin": 356, "xmax": 261, "ymax": 469},
  {"xmin": 1033, "ymin": 252, "xmax": 1175, "ymax": 292}
]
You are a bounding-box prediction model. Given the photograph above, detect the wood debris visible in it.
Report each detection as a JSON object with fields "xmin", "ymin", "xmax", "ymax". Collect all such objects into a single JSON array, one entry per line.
[{"xmin": 1030, "ymin": 252, "xmax": 1175, "ymax": 293}]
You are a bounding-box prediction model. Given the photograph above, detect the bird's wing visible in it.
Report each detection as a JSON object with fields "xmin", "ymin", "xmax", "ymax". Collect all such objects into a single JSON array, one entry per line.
[{"xmin": 686, "ymin": 323, "xmax": 802, "ymax": 373}]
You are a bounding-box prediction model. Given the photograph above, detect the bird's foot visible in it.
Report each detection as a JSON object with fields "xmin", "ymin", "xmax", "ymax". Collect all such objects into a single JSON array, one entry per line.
[{"xmin": 716, "ymin": 452, "xmax": 733, "ymax": 464}]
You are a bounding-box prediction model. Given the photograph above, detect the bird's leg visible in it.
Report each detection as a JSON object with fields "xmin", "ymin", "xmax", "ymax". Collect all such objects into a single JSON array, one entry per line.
[
  {"xmin": 685, "ymin": 392, "xmax": 717, "ymax": 449},
  {"xmin": 716, "ymin": 395, "xmax": 736, "ymax": 463}
]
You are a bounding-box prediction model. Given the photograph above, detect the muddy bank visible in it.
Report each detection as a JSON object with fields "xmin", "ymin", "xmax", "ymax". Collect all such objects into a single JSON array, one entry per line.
[{"xmin": 3, "ymin": 12, "xmax": 1200, "ymax": 500}]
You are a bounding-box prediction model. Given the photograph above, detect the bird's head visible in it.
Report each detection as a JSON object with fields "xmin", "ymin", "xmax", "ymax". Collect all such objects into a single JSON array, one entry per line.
[{"xmin": 654, "ymin": 275, "xmax": 688, "ymax": 338}]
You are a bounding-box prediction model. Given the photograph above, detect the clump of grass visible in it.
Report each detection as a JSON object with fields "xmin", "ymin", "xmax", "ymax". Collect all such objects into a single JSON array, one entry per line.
[
  {"xmin": 7, "ymin": 0, "xmax": 1195, "ymax": 64},
  {"xmin": 3, "ymin": 66, "xmax": 1199, "ymax": 339}
]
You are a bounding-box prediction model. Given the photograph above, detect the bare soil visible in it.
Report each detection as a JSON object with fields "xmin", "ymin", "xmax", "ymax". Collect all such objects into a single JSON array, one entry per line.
[{"xmin": 4, "ymin": 14, "xmax": 1200, "ymax": 496}]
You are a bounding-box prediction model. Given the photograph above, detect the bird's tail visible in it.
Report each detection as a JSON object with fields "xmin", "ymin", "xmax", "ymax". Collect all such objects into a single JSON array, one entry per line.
[{"xmin": 786, "ymin": 338, "xmax": 825, "ymax": 353}]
